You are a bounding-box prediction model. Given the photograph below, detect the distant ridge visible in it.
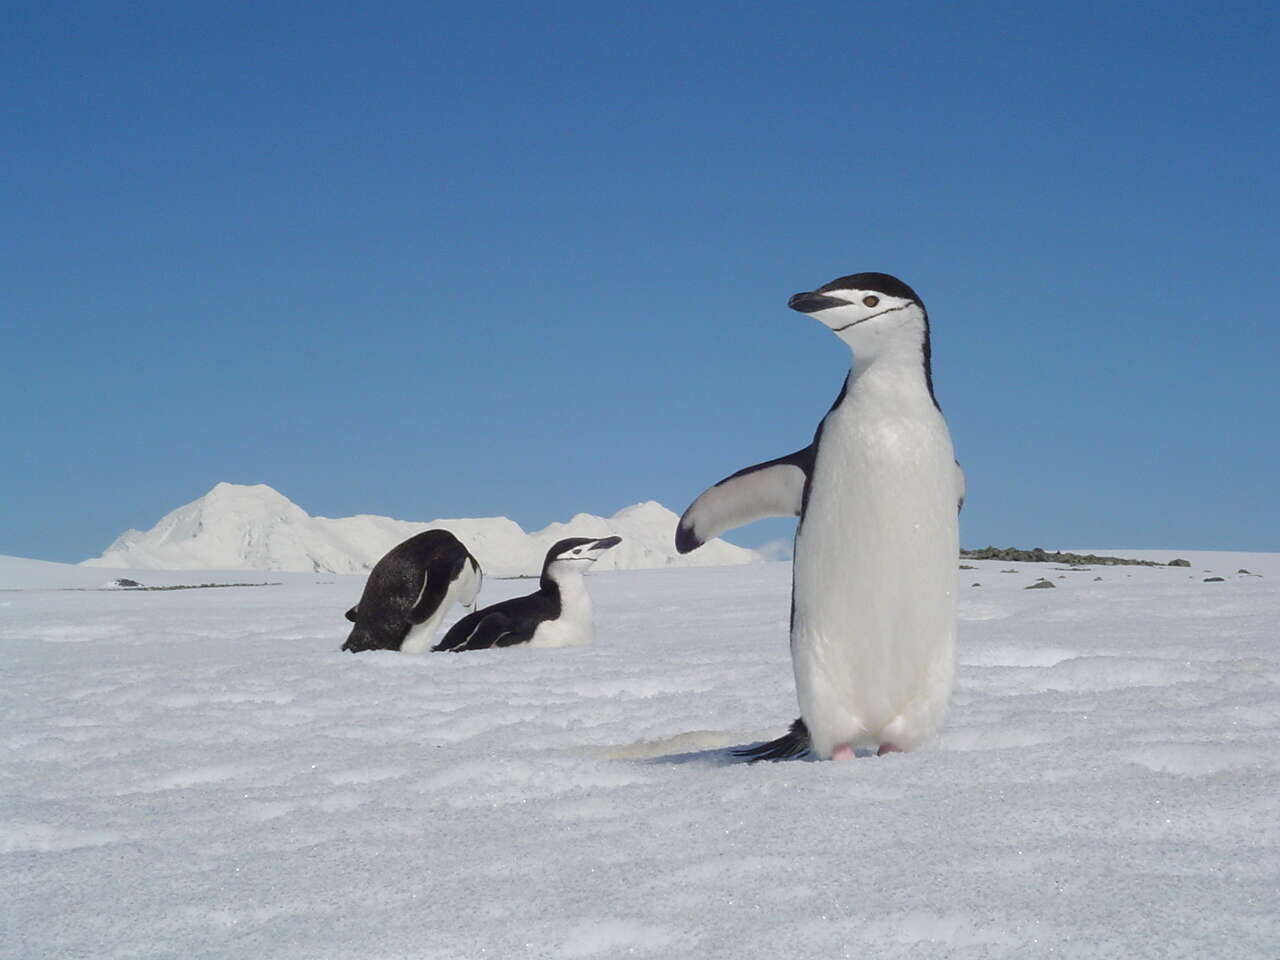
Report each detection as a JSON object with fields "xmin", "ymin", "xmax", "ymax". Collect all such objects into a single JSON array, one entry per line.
[{"xmin": 81, "ymin": 483, "xmax": 759, "ymax": 577}]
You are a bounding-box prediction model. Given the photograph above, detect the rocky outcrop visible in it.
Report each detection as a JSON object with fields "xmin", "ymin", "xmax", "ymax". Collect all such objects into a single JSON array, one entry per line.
[{"xmin": 961, "ymin": 547, "xmax": 1172, "ymax": 567}]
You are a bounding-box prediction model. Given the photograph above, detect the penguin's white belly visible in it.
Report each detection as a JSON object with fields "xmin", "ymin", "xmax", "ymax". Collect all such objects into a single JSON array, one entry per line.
[
  {"xmin": 527, "ymin": 616, "xmax": 593, "ymax": 648},
  {"xmin": 792, "ymin": 407, "xmax": 958, "ymax": 758},
  {"xmin": 399, "ymin": 605, "xmax": 448, "ymax": 654},
  {"xmin": 527, "ymin": 619, "xmax": 593, "ymax": 648},
  {"xmin": 398, "ymin": 575, "xmax": 474, "ymax": 654},
  {"xmin": 527, "ymin": 578, "xmax": 594, "ymax": 648}
]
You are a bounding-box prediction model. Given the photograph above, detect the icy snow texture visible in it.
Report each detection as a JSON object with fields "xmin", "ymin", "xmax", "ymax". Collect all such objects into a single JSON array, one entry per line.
[
  {"xmin": 80, "ymin": 482, "xmax": 758, "ymax": 576},
  {"xmin": 2, "ymin": 551, "xmax": 1278, "ymax": 958}
]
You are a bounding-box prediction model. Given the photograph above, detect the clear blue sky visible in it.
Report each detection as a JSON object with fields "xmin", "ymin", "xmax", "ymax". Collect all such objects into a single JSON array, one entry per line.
[{"xmin": 4, "ymin": 1, "xmax": 1278, "ymax": 563}]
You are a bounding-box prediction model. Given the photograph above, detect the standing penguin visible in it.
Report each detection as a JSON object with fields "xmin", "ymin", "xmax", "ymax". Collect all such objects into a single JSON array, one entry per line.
[
  {"xmin": 342, "ymin": 530, "xmax": 482, "ymax": 653},
  {"xmin": 433, "ymin": 536, "xmax": 621, "ymax": 651},
  {"xmin": 676, "ymin": 272, "xmax": 964, "ymax": 761}
]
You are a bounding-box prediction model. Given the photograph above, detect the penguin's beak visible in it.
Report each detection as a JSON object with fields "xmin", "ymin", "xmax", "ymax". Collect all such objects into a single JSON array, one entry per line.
[
  {"xmin": 788, "ymin": 291, "xmax": 847, "ymax": 314},
  {"xmin": 591, "ymin": 536, "xmax": 622, "ymax": 552}
]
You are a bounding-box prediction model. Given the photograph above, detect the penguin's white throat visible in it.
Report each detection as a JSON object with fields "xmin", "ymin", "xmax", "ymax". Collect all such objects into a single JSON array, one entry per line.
[
  {"xmin": 542, "ymin": 560, "xmax": 594, "ymax": 592},
  {"xmin": 849, "ymin": 324, "xmax": 928, "ymax": 374},
  {"xmin": 547, "ymin": 563, "xmax": 588, "ymax": 582},
  {"xmin": 845, "ymin": 328, "xmax": 937, "ymax": 412}
]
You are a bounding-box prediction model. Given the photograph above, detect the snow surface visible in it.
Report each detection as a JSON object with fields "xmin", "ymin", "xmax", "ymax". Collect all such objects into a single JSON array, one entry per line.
[
  {"xmin": 3, "ymin": 551, "xmax": 1278, "ymax": 958},
  {"xmin": 81, "ymin": 482, "xmax": 758, "ymax": 576}
]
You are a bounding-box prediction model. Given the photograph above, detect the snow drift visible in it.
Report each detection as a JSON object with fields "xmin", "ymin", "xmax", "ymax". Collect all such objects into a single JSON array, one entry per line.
[{"xmin": 3, "ymin": 551, "xmax": 1277, "ymax": 957}]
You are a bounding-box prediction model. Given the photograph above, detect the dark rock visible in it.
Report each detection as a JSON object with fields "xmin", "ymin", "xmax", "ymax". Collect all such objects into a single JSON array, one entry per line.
[
  {"xmin": 959, "ymin": 564, "xmax": 977, "ymax": 570},
  {"xmin": 1238, "ymin": 569, "xmax": 1252, "ymax": 575},
  {"xmin": 1025, "ymin": 580, "xmax": 1056, "ymax": 589},
  {"xmin": 1093, "ymin": 576, "xmax": 1103, "ymax": 581},
  {"xmin": 1204, "ymin": 577, "xmax": 1225, "ymax": 583},
  {"xmin": 111, "ymin": 578, "xmax": 142, "ymax": 588},
  {"xmin": 961, "ymin": 546, "xmax": 1163, "ymax": 567},
  {"xmin": 1168, "ymin": 558, "xmax": 1191, "ymax": 567},
  {"xmin": 971, "ymin": 582, "xmax": 981, "ymax": 587}
]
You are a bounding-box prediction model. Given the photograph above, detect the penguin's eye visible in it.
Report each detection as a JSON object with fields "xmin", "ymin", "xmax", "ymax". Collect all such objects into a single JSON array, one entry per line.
[{"xmin": 862, "ymin": 295, "xmax": 879, "ymax": 307}]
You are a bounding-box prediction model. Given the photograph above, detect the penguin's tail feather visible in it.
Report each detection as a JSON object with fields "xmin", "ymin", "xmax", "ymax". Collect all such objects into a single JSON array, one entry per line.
[{"xmin": 733, "ymin": 717, "xmax": 811, "ymax": 762}]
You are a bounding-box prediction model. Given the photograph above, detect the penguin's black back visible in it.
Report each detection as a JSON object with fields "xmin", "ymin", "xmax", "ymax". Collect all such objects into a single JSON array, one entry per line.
[
  {"xmin": 433, "ymin": 582, "xmax": 561, "ymax": 651},
  {"xmin": 343, "ymin": 530, "xmax": 471, "ymax": 651}
]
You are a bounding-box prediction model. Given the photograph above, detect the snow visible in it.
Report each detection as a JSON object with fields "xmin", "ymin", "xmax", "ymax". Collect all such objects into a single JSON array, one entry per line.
[
  {"xmin": 3, "ymin": 551, "xmax": 1278, "ymax": 958},
  {"xmin": 80, "ymin": 482, "xmax": 758, "ymax": 576}
]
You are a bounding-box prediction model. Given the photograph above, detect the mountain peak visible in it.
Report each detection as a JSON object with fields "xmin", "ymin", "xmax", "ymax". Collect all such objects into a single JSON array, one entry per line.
[
  {"xmin": 611, "ymin": 501, "xmax": 676, "ymax": 523},
  {"xmin": 205, "ymin": 482, "xmax": 294, "ymax": 503}
]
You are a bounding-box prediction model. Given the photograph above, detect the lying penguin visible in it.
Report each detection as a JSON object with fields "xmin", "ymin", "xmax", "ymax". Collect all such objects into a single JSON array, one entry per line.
[
  {"xmin": 433, "ymin": 536, "xmax": 621, "ymax": 651},
  {"xmin": 342, "ymin": 530, "xmax": 482, "ymax": 653}
]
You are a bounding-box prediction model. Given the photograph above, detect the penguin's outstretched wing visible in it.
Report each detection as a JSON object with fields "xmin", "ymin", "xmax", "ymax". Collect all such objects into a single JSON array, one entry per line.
[
  {"xmin": 733, "ymin": 718, "xmax": 811, "ymax": 762},
  {"xmin": 675, "ymin": 447, "xmax": 814, "ymax": 553}
]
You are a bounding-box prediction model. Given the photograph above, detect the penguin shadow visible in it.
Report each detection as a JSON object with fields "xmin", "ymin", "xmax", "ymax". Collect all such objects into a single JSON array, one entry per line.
[
  {"xmin": 640, "ymin": 746, "xmax": 751, "ymax": 768},
  {"xmin": 642, "ymin": 743, "xmax": 883, "ymax": 766},
  {"xmin": 596, "ymin": 731, "xmax": 819, "ymax": 767}
]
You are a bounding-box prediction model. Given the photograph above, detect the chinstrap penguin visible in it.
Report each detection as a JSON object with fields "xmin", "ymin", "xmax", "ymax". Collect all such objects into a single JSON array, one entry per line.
[
  {"xmin": 676, "ymin": 272, "xmax": 964, "ymax": 761},
  {"xmin": 342, "ymin": 530, "xmax": 482, "ymax": 653},
  {"xmin": 433, "ymin": 536, "xmax": 622, "ymax": 651}
]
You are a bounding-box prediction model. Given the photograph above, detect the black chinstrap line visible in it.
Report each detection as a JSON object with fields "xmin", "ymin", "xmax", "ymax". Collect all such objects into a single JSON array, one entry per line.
[{"xmin": 830, "ymin": 301, "xmax": 915, "ymax": 333}]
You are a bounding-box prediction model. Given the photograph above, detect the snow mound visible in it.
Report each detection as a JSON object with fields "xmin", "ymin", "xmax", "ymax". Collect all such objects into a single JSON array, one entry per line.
[{"xmin": 81, "ymin": 483, "xmax": 758, "ymax": 576}]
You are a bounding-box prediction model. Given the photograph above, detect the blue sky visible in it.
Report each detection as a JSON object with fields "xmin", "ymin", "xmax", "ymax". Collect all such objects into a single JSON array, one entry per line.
[{"xmin": 4, "ymin": 1, "xmax": 1278, "ymax": 563}]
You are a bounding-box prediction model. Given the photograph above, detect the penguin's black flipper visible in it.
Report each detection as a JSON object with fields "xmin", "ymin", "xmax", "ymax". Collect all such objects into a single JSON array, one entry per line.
[
  {"xmin": 434, "ymin": 608, "xmax": 521, "ymax": 651},
  {"xmin": 406, "ymin": 570, "xmax": 450, "ymax": 625},
  {"xmin": 733, "ymin": 718, "xmax": 811, "ymax": 762},
  {"xmin": 675, "ymin": 447, "xmax": 814, "ymax": 553},
  {"xmin": 433, "ymin": 608, "xmax": 478, "ymax": 651},
  {"xmin": 457, "ymin": 612, "xmax": 515, "ymax": 650}
]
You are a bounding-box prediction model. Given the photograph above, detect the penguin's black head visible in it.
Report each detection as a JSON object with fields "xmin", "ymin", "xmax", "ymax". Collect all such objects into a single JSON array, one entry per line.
[
  {"xmin": 456, "ymin": 553, "xmax": 483, "ymax": 609},
  {"xmin": 341, "ymin": 621, "xmax": 405, "ymax": 653},
  {"xmin": 542, "ymin": 536, "xmax": 622, "ymax": 576},
  {"xmin": 788, "ymin": 272, "xmax": 923, "ymax": 324},
  {"xmin": 789, "ymin": 270, "xmax": 937, "ymax": 404}
]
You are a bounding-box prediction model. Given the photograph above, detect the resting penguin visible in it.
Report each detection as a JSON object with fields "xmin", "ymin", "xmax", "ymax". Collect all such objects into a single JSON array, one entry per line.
[
  {"xmin": 433, "ymin": 536, "xmax": 621, "ymax": 651},
  {"xmin": 342, "ymin": 530, "xmax": 482, "ymax": 653},
  {"xmin": 675, "ymin": 272, "xmax": 964, "ymax": 761}
]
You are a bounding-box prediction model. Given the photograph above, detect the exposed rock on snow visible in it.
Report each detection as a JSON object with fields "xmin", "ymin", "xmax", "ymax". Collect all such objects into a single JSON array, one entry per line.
[
  {"xmin": 961, "ymin": 546, "xmax": 1173, "ymax": 566},
  {"xmin": 81, "ymin": 483, "xmax": 759, "ymax": 576}
]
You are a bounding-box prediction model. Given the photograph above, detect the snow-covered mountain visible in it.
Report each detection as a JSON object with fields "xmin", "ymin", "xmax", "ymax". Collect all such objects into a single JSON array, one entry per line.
[{"xmin": 81, "ymin": 483, "xmax": 759, "ymax": 577}]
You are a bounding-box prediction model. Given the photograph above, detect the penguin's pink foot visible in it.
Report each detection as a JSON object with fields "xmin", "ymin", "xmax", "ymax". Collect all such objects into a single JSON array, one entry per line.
[
  {"xmin": 830, "ymin": 743, "xmax": 856, "ymax": 762},
  {"xmin": 876, "ymin": 744, "xmax": 901, "ymax": 756}
]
